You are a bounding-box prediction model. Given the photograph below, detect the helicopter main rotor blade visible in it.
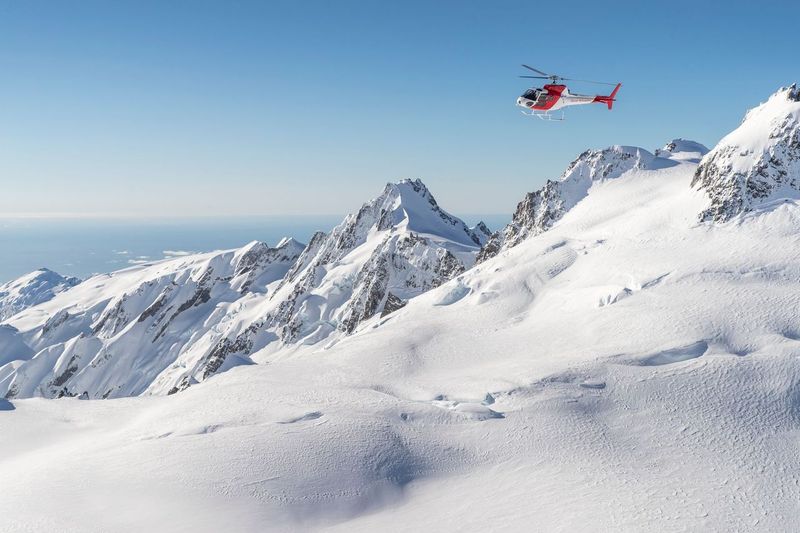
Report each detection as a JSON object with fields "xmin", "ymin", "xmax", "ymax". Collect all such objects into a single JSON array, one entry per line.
[
  {"xmin": 520, "ymin": 64, "xmax": 617, "ymax": 85},
  {"xmin": 561, "ymin": 77, "xmax": 618, "ymax": 86},
  {"xmin": 521, "ymin": 64, "xmax": 550, "ymax": 77}
]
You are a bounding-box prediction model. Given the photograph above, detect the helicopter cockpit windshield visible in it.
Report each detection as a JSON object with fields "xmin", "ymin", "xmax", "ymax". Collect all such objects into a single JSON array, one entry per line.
[
  {"xmin": 522, "ymin": 88, "xmax": 540, "ymax": 101},
  {"xmin": 522, "ymin": 88, "xmax": 548, "ymax": 106}
]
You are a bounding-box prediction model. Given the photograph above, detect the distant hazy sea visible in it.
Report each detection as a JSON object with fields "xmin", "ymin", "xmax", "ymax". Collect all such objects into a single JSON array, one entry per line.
[{"xmin": 0, "ymin": 215, "xmax": 509, "ymax": 284}]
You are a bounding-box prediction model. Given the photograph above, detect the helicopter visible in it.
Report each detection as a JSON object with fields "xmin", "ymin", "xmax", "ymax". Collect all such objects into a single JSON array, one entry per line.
[{"xmin": 517, "ymin": 64, "xmax": 622, "ymax": 120}]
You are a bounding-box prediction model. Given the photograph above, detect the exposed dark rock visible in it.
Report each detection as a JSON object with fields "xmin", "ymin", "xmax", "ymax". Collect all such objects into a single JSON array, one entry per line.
[
  {"xmin": 92, "ymin": 297, "xmax": 129, "ymax": 336},
  {"xmin": 153, "ymin": 274, "xmax": 213, "ymax": 342},
  {"xmin": 381, "ymin": 292, "xmax": 407, "ymax": 317},
  {"xmin": 51, "ymin": 355, "xmax": 80, "ymax": 388},
  {"xmin": 41, "ymin": 309, "xmax": 70, "ymax": 336},
  {"xmin": 138, "ymin": 289, "xmax": 171, "ymax": 323},
  {"xmin": 167, "ymin": 376, "xmax": 193, "ymax": 395},
  {"xmin": 201, "ymin": 323, "xmax": 260, "ymax": 380}
]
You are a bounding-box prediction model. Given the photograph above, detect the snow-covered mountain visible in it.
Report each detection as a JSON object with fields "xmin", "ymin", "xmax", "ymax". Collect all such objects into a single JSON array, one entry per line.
[
  {"xmin": 3, "ymin": 88, "xmax": 800, "ymax": 532},
  {"xmin": 0, "ymin": 179, "xmax": 485, "ymax": 399},
  {"xmin": 693, "ymin": 84, "xmax": 800, "ymax": 221},
  {"xmin": 478, "ymin": 142, "xmax": 698, "ymax": 261},
  {"xmin": 0, "ymin": 238, "xmax": 305, "ymax": 399},
  {"xmin": 0, "ymin": 268, "xmax": 80, "ymax": 321}
]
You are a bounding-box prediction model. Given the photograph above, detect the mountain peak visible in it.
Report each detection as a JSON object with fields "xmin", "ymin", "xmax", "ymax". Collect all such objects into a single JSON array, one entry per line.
[
  {"xmin": 275, "ymin": 236, "xmax": 304, "ymax": 250},
  {"xmin": 693, "ymin": 85, "xmax": 800, "ymax": 221},
  {"xmin": 375, "ymin": 179, "xmax": 435, "ymax": 216},
  {"xmin": 354, "ymin": 179, "xmax": 482, "ymax": 247},
  {"xmin": 655, "ymin": 139, "xmax": 709, "ymax": 162},
  {"xmin": 383, "ymin": 178, "xmax": 432, "ymax": 199},
  {"xmin": 0, "ymin": 269, "xmax": 81, "ymax": 321}
]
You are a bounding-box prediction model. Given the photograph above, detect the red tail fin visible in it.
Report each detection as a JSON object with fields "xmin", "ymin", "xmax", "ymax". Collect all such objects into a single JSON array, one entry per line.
[{"xmin": 594, "ymin": 83, "xmax": 622, "ymax": 110}]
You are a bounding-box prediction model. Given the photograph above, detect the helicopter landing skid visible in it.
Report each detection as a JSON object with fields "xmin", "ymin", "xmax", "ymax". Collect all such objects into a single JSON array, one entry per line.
[{"xmin": 521, "ymin": 110, "xmax": 565, "ymax": 121}]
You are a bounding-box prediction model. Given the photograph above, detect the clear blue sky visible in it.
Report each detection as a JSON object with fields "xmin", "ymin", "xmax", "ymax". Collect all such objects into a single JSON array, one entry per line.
[{"xmin": 1, "ymin": 0, "xmax": 798, "ymax": 217}]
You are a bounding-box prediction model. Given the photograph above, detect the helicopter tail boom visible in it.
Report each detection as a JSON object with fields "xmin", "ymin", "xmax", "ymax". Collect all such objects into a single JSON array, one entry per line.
[{"xmin": 593, "ymin": 83, "xmax": 622, "ymax": 110}]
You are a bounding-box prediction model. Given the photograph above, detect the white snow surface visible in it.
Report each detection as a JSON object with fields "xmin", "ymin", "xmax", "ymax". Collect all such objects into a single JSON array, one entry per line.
[
  {"xmin": 2, "ymin": 151, "xmax": 800, "ymax": 531},
  {"xmin": 4, "ymin": 91, "xmax": 800, "ymax": 531}
]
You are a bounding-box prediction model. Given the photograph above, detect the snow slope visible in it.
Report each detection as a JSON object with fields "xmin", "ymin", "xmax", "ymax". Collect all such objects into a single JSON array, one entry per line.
[
  {"xmin": 0, "ymin": 268, "xmax": 80, "ymax": 321},
  {"xmin": 2, "ymin": 90, "xmax": 800, "ymax": 532},
  {"xmin": 479, "ymin": 143, "xmax": 687, "ymax": 261},
  {"xmin": 2, "ymin": 155, "xmax": 798, "ymax": 531}
]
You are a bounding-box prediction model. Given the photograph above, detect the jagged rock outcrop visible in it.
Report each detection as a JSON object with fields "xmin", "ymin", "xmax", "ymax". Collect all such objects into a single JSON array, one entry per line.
[
  {"xmin": 381, "ymin": 292, "xmax": 407, "ymax": 317},
  {"xmin": 693, "ymin": 85, "xmax": 800, "ymax": 222},
  {"xmin": 0, "ymin": 268, "xmax": 80, "ymax": 321}
]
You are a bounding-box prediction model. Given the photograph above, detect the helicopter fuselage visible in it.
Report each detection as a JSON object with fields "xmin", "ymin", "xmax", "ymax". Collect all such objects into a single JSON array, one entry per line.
[
  {"xmin": 516, "ymin": 64, "xmax": 621, "ymax": 118},
  {"xmin": 516, "ymin": 84, "xmax": 603, "ymax": 112}
]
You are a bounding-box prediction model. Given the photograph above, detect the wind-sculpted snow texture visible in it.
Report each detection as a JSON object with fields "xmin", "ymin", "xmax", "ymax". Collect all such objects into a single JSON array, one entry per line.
[
  {"xmin": 693, "ymin": 85, "xmax": 800, "ymax": 221},
  {"xmin": 0, "ymin": 269, "xmax": 80, "ymax": 321},
  {"xmin": 3, "ymin": 88, "xmax": 800, "ymax": 532},
  {"xmin": 0, "ymin": 179, "xmax": 483, "ymax": 398}
]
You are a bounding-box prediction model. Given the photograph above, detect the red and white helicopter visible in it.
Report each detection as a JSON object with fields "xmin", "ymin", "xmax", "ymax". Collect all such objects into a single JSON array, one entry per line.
[{"xmin": 517, "ymin": 64, "xmax": 622, "ymax": 120}]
